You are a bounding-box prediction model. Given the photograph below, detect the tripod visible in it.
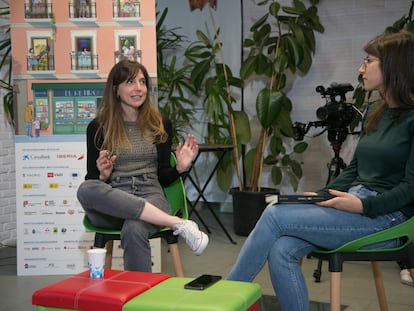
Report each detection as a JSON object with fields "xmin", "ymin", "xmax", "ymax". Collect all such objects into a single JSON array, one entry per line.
[{"xmin": 312, "ymin": 128, "xmax": 347, "ymax": 282}]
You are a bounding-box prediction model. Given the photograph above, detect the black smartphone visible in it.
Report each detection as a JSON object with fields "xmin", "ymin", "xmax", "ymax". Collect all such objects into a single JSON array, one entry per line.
[{"xmin": 184, "ymin": 274, "xmax": 222, "ymax": 290}]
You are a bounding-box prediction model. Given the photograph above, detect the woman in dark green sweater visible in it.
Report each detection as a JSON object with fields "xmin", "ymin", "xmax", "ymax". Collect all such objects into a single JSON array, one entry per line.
[{"xmin": 227, "ymin": 30, "xmax": 414, "ymax": 310}]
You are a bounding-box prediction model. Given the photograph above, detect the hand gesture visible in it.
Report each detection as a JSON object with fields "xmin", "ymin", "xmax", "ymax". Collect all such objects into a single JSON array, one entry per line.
[
  {"xmin": 96, "ymin": 150, "xmax": 117, "ymax": 181},
  {"xmin": 175, "ymin": 134, "xmax": 199, "ymax": 173}
]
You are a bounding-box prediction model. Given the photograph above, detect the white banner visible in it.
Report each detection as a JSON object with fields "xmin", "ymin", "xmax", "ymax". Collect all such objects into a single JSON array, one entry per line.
[
  {"xmin": 15, "ymin": 135, "xmax": 93, "ymax": 275},
  {"xmin": 15, "ymin": 135, "xmax": 161, "ymax": 275}
]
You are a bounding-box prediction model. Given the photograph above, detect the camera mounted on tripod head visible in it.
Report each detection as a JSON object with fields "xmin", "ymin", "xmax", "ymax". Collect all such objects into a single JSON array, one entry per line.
[
  {"xmin": 292, "ymin": 82, "xmax": 356, "ymax": 146},
  {"xmin": 315, "ymin": 83, "xmax": 355, "ymax": 129}
]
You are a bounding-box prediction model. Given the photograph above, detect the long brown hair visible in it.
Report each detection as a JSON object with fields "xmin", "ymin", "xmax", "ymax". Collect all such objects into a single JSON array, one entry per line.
[
  {"xmin": 95, "ymin": 60, "xmax": 166, "ymax": 153},
  {"xmin": 363, "ymin": 31, "xmax": 414, "ymax": 132}
]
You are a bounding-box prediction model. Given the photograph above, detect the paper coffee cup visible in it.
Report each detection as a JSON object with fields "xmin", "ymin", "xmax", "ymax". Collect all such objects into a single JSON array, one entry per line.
[{"xmin": 87, "ymin": 248, "xmax": 106, "ymax": 279}]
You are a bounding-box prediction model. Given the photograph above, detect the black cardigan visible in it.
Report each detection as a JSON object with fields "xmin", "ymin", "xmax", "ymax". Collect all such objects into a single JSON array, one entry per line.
[{"xmin": 84, "ymin": 116, "xmax": 181, "ymax": 187}]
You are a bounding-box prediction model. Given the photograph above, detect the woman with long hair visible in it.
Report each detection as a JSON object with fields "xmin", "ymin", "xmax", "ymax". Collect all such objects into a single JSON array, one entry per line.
[
  {"xmin": 227, "ymin": 30, "xmax": 414, "ymax": 310},
  {"xmin": 77, "ymin": 60, "xmax": 208, "ymax": 271}
]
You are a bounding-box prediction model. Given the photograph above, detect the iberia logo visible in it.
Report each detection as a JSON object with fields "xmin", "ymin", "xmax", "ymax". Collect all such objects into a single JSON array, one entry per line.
[{"xmin": 77, "ymin": 154, "xmax": 84, "ymax": 160}]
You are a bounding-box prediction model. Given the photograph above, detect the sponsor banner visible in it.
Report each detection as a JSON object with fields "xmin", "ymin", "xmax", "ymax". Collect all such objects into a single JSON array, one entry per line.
[
  {"xmin": 15, "ymin": 135, "xmax": 161, "ymax": 275},
  {"xmin": 16, "ymin": 135, "xmax": 94, "ymax": 275}
]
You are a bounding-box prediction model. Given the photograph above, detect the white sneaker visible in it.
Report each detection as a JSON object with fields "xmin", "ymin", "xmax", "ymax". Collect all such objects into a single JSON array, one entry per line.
[
  {"xmin": 173, "ymin": 220, "xmax": 209, "ymax": 255},
  {"xmin": 400, "ymin": 269, "xmax": 414, "ymax": 287}
]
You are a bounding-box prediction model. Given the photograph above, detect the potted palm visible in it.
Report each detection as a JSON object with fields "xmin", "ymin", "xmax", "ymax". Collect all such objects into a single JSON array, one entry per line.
[{"xmin": 230, "ymin": 0, "xmax": 325, "ymax": 235}]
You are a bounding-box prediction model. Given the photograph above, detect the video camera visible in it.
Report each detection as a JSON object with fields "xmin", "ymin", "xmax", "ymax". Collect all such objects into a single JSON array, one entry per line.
[{"xmin": 292, "ymin": 82, "xmax": 356, "ymax": 145}]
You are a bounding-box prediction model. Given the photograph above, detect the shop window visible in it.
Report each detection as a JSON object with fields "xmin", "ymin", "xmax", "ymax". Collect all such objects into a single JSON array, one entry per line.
[{"xmin": 34, "ymin": 98, "xmax": 49, "ymax": 130}]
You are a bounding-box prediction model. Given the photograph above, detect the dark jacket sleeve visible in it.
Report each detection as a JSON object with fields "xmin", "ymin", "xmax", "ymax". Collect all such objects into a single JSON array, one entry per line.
[
  {"xmin": 157, "ymin": 116, "xmax": 181, "ymax": 187},
  {"xmin": 85, "ymin": 116, "xmax": 181, "ymax": 186},
  {"xmin": 85, "ymin": 119, "xmax": 102, "ymax": 180}
]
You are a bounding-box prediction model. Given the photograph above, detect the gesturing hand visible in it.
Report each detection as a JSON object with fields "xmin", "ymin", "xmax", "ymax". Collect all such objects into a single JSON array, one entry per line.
[
  {"xmin": 175, "ymin": 134, "xmax": 199, "ymax": 173},
  {"xmin": 96, "ymin": 150, "xmax": 117, "ymax": 182}
]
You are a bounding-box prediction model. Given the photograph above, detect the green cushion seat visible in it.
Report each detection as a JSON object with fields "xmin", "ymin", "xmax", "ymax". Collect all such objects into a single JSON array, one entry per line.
[{"xmin": 122, "ymin": 277, "xmax": 261, "ymax": 311}]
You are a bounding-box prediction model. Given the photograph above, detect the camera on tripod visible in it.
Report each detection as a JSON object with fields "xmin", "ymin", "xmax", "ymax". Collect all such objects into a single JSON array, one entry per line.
[{"xmin": 292, "ymin": 82, "xmax": 356, "ymax": 144}]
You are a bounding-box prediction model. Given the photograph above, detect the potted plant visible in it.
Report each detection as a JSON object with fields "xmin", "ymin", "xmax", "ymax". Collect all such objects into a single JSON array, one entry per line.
[
  {"xmin": 230, "ymin": 0, "xmax": 325, "ymax": 235},
  {"xmin": 160, "ymin": 2, "xmax": 247, "ymax": 190},
  {"xmin": 184, "ymin": 26, "xmax": 247, "ymax": 190},
  {"xmin": 155, "ymin": 2, "xmax": 324, "ymax": 236}
]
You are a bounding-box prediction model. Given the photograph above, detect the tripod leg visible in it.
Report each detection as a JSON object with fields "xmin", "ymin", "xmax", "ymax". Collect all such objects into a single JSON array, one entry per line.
[{"xmin": 313, "ymin": 258, "xmax": 323, "ymax": 282}]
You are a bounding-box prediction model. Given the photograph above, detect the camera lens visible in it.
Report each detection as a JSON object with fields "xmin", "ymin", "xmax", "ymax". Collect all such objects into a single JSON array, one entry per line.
[{"xmin": 316, "ymin": 106, "xmax": 328, "ymax": 120}]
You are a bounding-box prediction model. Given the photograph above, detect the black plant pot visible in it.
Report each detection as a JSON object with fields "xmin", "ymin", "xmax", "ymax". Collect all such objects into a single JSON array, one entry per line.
[{"xmin": 230, "ymin": 187, "xmax": 279, "ymax": 236}]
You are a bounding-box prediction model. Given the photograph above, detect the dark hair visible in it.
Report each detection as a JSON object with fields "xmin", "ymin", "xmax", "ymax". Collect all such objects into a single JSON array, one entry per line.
[
  {"xmin": 95, "ymin": 60, "xmax": 166, "ymax": 153},
  {"xmin": 109, "ymin": 60, "xmax": 151, "ymax": 93},
  {"xmin": 364, "ymin": 31, "xmax": 414, "ymax": 132}
]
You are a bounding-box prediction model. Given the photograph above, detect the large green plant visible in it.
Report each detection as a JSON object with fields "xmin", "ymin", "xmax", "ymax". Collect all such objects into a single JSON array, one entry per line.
[
  {"xmin": 238, "ymin": 0, "xmax": 324, "ymax": 192},
  {"xmin": 156, "ymin": 8, "xmax": 197, "ymax": 144},
  {"xmin": 184, "ymin": 27, "xmax": 247, "ymax": 191},
  {"xmin": 0, "ymin": 5, "xmax": 13, "ymax": 127}
]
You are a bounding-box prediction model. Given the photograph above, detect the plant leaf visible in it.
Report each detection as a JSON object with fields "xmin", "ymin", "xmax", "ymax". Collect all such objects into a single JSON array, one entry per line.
[
  {"xmin": 256, "ymin": 88, "xmax": 284, "ymax": 129},
  {"xmin": 271, "ymin": 165, "xmax": 282, "ymax": 185},
  {"xmin": 234, "ymin": 110, "xmax": 251, "ymax": 144},
  {"xmin": 293, "ymin": 141, "xmax": 308, "ymax": 153}
]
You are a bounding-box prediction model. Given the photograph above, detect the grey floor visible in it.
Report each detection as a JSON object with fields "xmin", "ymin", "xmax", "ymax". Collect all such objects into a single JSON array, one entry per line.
[{"xmin": 1, "ymin": 205, "xmax": 413, "ymax": 311}]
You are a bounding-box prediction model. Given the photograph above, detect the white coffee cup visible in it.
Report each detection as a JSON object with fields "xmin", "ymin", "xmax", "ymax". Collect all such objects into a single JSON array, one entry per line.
[{"xmin": 87, "ymin": 248, "xmax": 106, "ymax": 279}]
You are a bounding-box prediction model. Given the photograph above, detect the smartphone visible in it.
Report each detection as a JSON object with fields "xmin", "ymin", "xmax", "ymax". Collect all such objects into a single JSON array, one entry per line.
[{"xmin": 184, "ymin": 274, "xmax": 222, "ymax": 290}]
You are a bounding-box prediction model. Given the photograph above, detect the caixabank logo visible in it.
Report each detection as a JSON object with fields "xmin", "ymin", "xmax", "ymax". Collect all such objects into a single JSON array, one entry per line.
[{"xmin": 22, "ymin": 154, "xmax": 51, "ymax": 160}]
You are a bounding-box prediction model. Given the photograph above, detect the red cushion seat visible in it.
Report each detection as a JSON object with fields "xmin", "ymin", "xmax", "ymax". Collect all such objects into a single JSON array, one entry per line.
[{"xmin": 32, "ymin": 270, "xmax": 170, "ymax": 311}]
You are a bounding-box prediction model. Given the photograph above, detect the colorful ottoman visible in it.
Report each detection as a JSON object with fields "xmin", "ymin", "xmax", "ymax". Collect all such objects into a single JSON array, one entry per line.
[
  {"xmin": 32, "ymin": 270, "xmax": 170, "ymax": 311},
  {"xmin": 123, "ymin": 277, "xmax": 262, "ymax": 311}
]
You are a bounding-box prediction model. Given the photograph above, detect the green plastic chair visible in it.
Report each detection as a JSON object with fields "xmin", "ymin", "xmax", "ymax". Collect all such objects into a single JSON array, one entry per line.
[
  {"xmin": 83, "ymin": 153, "xmax": 188, "ymax": 276},
  {"xmin": 311, "ymin": 216, "xmax": 414, "ymax": 311}
]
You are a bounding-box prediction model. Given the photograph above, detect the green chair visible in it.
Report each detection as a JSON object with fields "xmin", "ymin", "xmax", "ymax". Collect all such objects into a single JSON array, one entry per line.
[
  {"xmin": 311, "ymin": 216, "xmax": 414, "ymax": 311},
  {"xmin": 83, "ymin": 153, "xmax": 188, "ymax": 277}
]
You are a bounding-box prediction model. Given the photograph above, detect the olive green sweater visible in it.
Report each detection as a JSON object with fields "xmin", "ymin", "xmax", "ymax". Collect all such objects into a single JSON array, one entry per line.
[{"xmin": 318, "ymin": 104, "xmax": 414, "ymax": 218}]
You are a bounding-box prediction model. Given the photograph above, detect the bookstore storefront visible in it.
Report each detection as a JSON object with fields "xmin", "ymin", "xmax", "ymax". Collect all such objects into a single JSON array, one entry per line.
[{"xmin": 32, "ymin": 82, "xmax": 105, "ymax": 135}]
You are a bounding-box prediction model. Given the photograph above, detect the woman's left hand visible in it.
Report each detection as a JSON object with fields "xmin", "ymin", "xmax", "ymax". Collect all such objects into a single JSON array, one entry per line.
[
  {"xmin": 316, "ymin": 189, "xmax": 363, "ymax": 214},
  {"xmin": 175, "ymin": 134, "xmax": 199, "ymax": 173}
]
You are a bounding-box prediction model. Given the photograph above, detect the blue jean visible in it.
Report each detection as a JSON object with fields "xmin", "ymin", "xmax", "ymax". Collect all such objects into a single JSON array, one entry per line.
[
  {"xmin": 226, "ymin": 185, "xmax": 407, "ymax": 311},
  {"xmin": 25, "ymin": 122, "xmax": 32, "ymax": 136}
]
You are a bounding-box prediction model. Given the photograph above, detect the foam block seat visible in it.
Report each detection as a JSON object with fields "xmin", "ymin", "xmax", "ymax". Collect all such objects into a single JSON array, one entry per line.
[
  {"xmin": 32, "ymin": 270, "xmax": 170, "ymax": 311},
  {"xmin": 123, "ymin": 277, "xmax": 262, "ymax": 311}
]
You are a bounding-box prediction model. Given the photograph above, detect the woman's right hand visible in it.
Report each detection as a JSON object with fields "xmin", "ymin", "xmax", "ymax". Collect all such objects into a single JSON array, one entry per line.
[{"xmin": 96, "ymin": 150, "xmax": 117, "ymax": 182}]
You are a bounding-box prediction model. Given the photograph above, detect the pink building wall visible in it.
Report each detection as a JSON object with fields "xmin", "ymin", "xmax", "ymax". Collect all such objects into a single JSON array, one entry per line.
[{"xmin": 10, "ymin": 0, "xmax": 156, "ymax": 135}]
